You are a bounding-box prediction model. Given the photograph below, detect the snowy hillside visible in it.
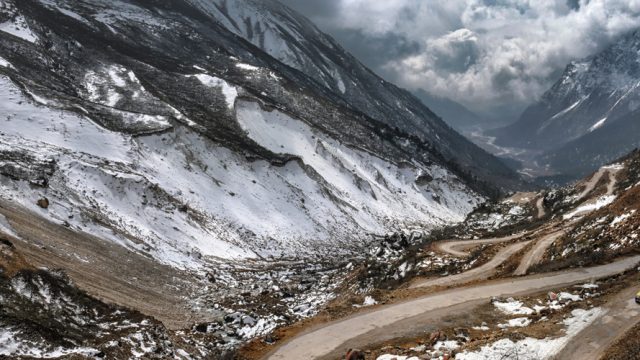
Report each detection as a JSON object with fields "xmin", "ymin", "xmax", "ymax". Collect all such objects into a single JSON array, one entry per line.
[
  {"xmin": 0, "ymin": 0, "xmax": 499, "ymax": 267},
  {"xmin": 184, "ymin": 0, "xmax": 518, "ymax": 190},
  {"xmin": 490, "ymin": 29, "xmax": 640, "ymax": 178}
]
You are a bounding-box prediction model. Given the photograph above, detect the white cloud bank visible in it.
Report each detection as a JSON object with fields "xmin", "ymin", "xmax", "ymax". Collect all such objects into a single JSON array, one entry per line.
[{"xmin": 290, "ymin": 0, "xmax": 640, "ymax": 115}]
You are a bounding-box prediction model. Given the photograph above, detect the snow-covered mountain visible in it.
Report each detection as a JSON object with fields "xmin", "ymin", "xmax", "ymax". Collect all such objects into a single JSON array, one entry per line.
[
  {"xmin": 0, "ymin": 0, "xmax": 521, "ymax": 269},
  {"xmin": 490, "ymin": 29, "xmax": 640, "ymax": 178}
]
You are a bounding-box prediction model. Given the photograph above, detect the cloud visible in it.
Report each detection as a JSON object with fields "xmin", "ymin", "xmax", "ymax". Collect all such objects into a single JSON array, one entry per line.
[{"xmin": 280, "ymin": 0, "xmax": 640, "ymax": 118}]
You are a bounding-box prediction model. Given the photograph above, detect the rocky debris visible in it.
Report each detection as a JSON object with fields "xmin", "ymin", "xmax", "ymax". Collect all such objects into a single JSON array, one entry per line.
[
  {"xmin": 345, "ymin": 348, "xmax": 366, "ymax": 360},
  {"xmin": 428, "ymin": 331, "xmax": 446, "ymax": 346},
  {"xmin": 36, "ymin": 197, "xmax": 49, "ymax": 209},
  {"xmin": 0, "ymin": 146, "xmax": 56, "ymax": 187}
]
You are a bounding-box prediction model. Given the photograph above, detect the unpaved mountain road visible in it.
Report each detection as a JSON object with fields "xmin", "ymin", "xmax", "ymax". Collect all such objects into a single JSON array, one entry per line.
[
  {"xmin": 577, "ymin": 165, "xmax": 621, "ymax": 200},
  {"xmin": 411, "ymin": 240, "xmax": 530, "ymax": 288},
  {"xmin": 435, "ymin": 233, "xmax": 523, "ymax": 257},
  {"xmin": 554, "ymin": 287, "xmax": 640, "ymax": 360},
  {"xmin": 536, "ymin": 197, "xmax": 546, "ymax": 218},
  {"xmin": 265, "ymin": 256, "xmax": 640, "ymax": 360},
  {"xmin": 514, "ymin": 230, "xmax": 564, "ymax": 276}
]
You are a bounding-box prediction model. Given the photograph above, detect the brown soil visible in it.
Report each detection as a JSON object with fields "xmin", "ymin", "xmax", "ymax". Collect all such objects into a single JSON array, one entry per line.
[
  {"xmin": 604, "ymin": 321, "xmax": 640, "ymax": 360},
  {"xmin": 0, "ymin": 199, "xmax": 213, "ymax": 330}
]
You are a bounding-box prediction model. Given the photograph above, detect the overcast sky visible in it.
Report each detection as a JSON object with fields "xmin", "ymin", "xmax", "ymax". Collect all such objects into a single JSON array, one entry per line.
[{"xmin": 280, "ymin": 0, "xmax": 640, "ymax": 119}]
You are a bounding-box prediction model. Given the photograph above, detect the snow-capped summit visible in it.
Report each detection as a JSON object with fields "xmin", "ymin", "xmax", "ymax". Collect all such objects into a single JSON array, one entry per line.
[{"xmin": 491, "ymin": 29, "xmax": 640, "ymax": 178}]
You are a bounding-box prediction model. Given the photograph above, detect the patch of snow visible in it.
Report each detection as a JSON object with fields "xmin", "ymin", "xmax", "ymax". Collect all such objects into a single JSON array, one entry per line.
[
  {"xmin": 563, "ymin": 195, "xmax": 616, "ymax": 220},
  {"xmin": 457, "ymin": 308, "xmax": 605, "ymax": 360},
  {"xmin": 354, "ymin": 296, "xmax": 378, "ymax": 308},
  {"xmin": 190, "ymin": 74, "xmax": 237, "ymax": 109},
  {"xmin": 0, "ymin": 57, "xmax": 12, "ymax": 68},
  {"xmin": 589, "ymin": 117, "xmax": 607, "ymax": 132},
  {"xmin": 236, "ymin": 63, "xmax": 259, "ymax": 71},
  {"xmin": 498, "ymin": 317, "xmax": 531, "ymax": 328},
  {"xmin": 0, "ymin": 326, "xmax": 99, "ymax": 358},
  {"xmin": 558, "ymin": 292, "xmax": 581, "ymax": 302},
  {"xmin": 377, "ymin": 355, "xmax": 420, "ymax": 360},
  {"xmin": 577, "ymin": 283, "xmax": 599, "ymax": 289},
  {"xmin": 0, "ymin": 214, "xmax": 17, "ymax": 238},
  {"xmin": 0, "ymin": 15, "xmax": 38, "ymax": 43},
  {"xmin": 611, "ymin": 211, "xmax": 634, "ymax": 227},
  {"xmin": 549, "ymin": 98, "xmax": 584, "ymax": 121},
  {"xmin": 493, "ymin": 298, "xmax": 534, "ymax": 315}
]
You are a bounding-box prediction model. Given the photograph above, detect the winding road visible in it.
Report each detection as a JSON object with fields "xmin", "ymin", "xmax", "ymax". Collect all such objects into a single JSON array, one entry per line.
[
  {"xmin": 514, "ymin": 230, "xmax": 564, "ymax": 276},
  {"xmin": 434, "ymin": 233, "xmax": 522, "ymax": 258},
  {"xmin": 266, "ymin": 256, "xmax": 640, "ymax": 360},
  {"xmin": 412, "ymin": 240, "xmax": 530, "ymax": 288},
  {"xmin": 577, "ymin": 165, "xmax": 621, "ymax": 201}
]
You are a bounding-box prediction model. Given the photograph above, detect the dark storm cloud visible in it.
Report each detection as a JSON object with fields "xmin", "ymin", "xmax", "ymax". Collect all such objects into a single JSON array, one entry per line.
[{"xmin": 277, "ymin": 0, "xmax": 640, "ymax": 117}]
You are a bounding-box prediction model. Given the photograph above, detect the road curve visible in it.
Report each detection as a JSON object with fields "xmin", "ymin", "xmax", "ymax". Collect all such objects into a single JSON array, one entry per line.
[
  {"xmin": 412, "ymin": 240, "xmax": 530, "ymax": 288},
  {"xmin": 265, "ymin": 256, "xmax": 640, "ymax": 360},
  {"xmin": 435, "ymin": 233, "xmax": 522, "ymax": 257},
  {"xmin": 514, "ymin": 231, "xmax": 564, "ymax": 276}
]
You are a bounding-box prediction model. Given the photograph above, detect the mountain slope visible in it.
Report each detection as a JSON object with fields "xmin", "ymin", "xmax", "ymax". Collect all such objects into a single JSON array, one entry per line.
[
  {"xmin": 184, "ymin": 0, "xmax": 519, "ymax": 190},
  {"xmin": 414, "ymin": 89, "xmax": 485, "ymax": 132},
  {"xmin": 0, "ymin": 0, "xmax": 520, "ymax": 269},
  {"xmin": 489, "ymin": 29, "xmax": 640, "ymax": 177}
]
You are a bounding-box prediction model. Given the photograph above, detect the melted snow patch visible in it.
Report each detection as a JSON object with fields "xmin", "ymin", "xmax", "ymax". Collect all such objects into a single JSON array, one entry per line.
[
  {"xmin": 563, "ymin": 195, "xmax": 616, "ymax": 220},
  {"xmin": 191, "ymin": 74, "xmax": 237, "ymax": 109},
  {"xmin": 457, "ymin": 308, "xmax": 605, "ymax": 360},
  {"xmin": 236, "ymin": 63, "xmax": 259, "ymax": 71},
  {"xmin": 611, "ymin": 211, "xmax": 635, "ymax": 227},
  {"xmin": 0, "ymin": 15, "xmax": 37, "ymax": 43},
  {"xmin": 0, "ymin": 326, "xmax": 99, "ymax": 358},
  {"xmin": 589, "ymin": 117, "xmax": 607, "ymax": 132},
  {"xmin": 0, "ymin": 214, "xmax": 17, "ymax": 238},
  {"xmin": 498, "ymin": 317, "xmax": 531, "ymax": 328},
  {"xmin": 0, "ymin": 56, "xmax": 12, "ymax": 68},
  {"xmin": 493, "ymin": 298, "xmax": 534, "ymax": 315}
]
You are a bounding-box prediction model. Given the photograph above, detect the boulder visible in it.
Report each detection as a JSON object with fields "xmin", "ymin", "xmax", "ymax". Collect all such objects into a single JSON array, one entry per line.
[{"xmin": 37, "ymin": 197, "xmax": 49, "ymax": 209}]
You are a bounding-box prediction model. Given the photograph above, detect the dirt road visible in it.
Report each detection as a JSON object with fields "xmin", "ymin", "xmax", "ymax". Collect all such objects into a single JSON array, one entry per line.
[
  {"xmin": 555, "ymin": 287, "xmax": 640, "ymax": 360},
  {"xmin": 435, "ymin": 233, "xmax": 522, "ymax": 257},
  {"xmin": 576, "ymin": 165, "xmax": 621, "ymax": 200},
  {"xmin": 412, "ymin": 240, "xmax": 530, "ymax": 288},
  {"xmin": 514, "ymin": 230, "xmax": 564, "ymax": 275},
  {"xmin": 265, "ymin": 256, "xmax": 640, "ymax": 360},
  {"xmin": 536, "ymin": 197, "xmax": 546, "ymax": 218}
]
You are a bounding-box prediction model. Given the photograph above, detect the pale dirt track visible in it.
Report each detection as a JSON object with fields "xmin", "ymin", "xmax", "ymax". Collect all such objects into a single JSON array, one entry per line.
[
  {"xmin": 536, "ymin": 197, "xmax": 546, "ymax": 218},
  {"xmin": 435, "ymin": 233, "xmax": 522, "ymax": 257},
  {"xmin": 411, "ymin": 240, "xmax": 530, "ymax": 288},
  {"xmin": 514, "ymin": 230, "xmax": 564, "ymax": 276},
  {"xmin": 577, "ymin": 166, "xmax": 621, "ymax": 200},
  {"xmin": 265, "ymin": 256, "xmax": 640, "ymax": 360},
  {"xmin": 554, "ymin": 287, "xmax": 640, "ymax": 360}
]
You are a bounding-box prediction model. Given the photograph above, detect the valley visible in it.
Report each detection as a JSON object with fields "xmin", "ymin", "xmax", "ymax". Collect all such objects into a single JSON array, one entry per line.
[{"xmin": 0, "ymin": 1, "xmax": 639, "ymax": 360}]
